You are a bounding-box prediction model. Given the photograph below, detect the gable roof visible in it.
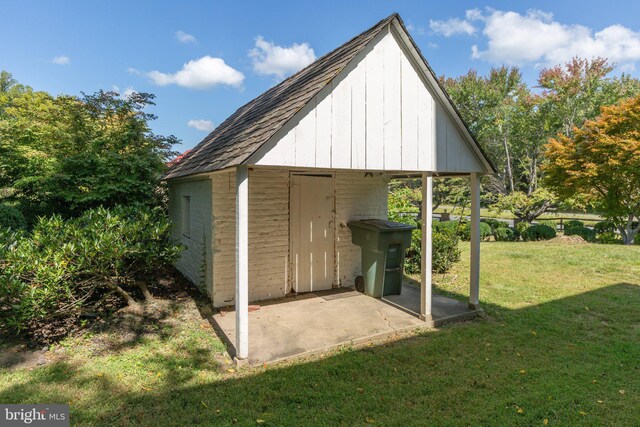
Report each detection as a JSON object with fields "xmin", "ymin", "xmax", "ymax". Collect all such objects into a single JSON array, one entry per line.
[{"xmin": 165, "ymin": 13, "xmax": 496, "ymax": 180}]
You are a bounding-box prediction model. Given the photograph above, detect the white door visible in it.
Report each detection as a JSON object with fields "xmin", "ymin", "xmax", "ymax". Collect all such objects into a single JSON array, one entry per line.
[{"xmin": 290, "ymin": 175, "xmax": 334, "ymax": 293}]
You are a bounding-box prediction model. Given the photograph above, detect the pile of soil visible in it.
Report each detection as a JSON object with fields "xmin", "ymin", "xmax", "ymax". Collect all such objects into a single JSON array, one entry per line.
[{"xmin": 548, "ymin": 235, "xmax": 588, "ymax": 245}]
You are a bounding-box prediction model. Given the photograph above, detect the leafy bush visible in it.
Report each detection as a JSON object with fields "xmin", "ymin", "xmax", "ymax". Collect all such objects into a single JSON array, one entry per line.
[
  {"xmin": 564, "ymin": 226, "xmax": 595, "ymax": 242},
  {"xmin": 0, "ymin": 205, "xmax": 182, "ymax": 335},
  {"xmin": 494, "ymin": 227, "xmax": 520, "ymax": 242},
  {"xmin": 0, "ymin": 203, "xmax": 27, "ymax": 231},
  {"xmin": 432, "ymin": 229, "xmax": 462, "ymax": 273},
  {"xmin": 523, "ymin": 224, "xmax": 556, "ymax": 241},
  {"xmin": 433, "ymin": 220, "xmax": 459, "ymax": 234},
  {"xmin": 404, "ymin": 226, "xmax": 461, "ymax": 275},
  {"xmin": 538, "ymin": 220, "xmax": 557, "ymax": 230},
  {"xmin": 443, "ymin": 220, "xmax": 493, "ymax": 242},
  {"xmin": 515, "ymin": 221, "xmax": 531, "ymax": 237},
  {"xmin": 564, "ymin": 220, "xmax": 584, "ymax": 229},
  {"xmin": 598, "ymin": 231, "xmax": 622, "ymax": 244},
  {"xmin": 481, "ymin": 218, "xmax": 508, "ymax": 231},
  {"xmin": 594, "ymin": 221, "xmax": 616, "ymax": 234}
]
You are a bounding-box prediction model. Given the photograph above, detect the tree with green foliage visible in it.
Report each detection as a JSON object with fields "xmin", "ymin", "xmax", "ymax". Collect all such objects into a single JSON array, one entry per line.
[
  {"xmin": 443, "ymin": 59, "xmax": 640, "ymax": 221},
  {"xmin": 0, "ymin": 72, "xmax": 177, "ymax": 222}
]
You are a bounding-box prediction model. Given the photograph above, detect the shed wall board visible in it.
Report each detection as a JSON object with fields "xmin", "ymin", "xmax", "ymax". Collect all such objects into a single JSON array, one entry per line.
[
  {"xmin": 250, "ymin": 29, "xmax": 486, "ymax": 173},
  {"xmin": 210, "ymin": 169, "xmax": 290, "ymax": 307},
  {"xmin": 168, "ymin": 179, "xmax": 213, "ymax": 296},
  {"xmin": 171, "ymin": 168, "xmax": 390, "ymax": 307},
  {"xmin": 211, "ymin": 172, "xmax": 237, "ymax": 307}
]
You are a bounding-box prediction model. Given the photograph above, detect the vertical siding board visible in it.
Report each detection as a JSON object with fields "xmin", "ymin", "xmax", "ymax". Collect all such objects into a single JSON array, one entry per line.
[
  {"xmin": 436, "ymin": 102, "xmax": 448, "ymax": 171},
  {"xmin": 383, "ymin": 32, "xmax": 402, "ymax": 170},
  {"xmin": 401, "ymin": 52, "xmax": 418, "ymax": 171},
  {"xmin": 295, "ymin": 100, "xmax": 317, "ymax": 167},
  {"xmin": 365, "ymin": 35, "xmax": 385, "ymax": 170},
  {"xmin": 351, "ymin": 58, "xmax": 367, "ymax": 169},
  {"xmin": 331, "ymin": 73, "xmax": 352, "ymax": 169},
  {"xmin": 315, "ymin": 86, "xmax": 332, "ymax": 167},
  {"xmin": 417, "ymin": 82, "xmax": 433, "ymax": 170}
]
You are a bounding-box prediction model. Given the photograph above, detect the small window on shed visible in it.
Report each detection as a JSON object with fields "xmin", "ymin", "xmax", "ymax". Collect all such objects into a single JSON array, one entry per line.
[{"xmin": 182, "ymin": 196, "xmax": 191, "ymax": 238}]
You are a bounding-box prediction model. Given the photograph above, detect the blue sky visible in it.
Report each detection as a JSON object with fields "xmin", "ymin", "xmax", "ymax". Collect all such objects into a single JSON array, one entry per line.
[{"xmin": 2, "ymin": 0, "xmax": 640, "ymax": 151}]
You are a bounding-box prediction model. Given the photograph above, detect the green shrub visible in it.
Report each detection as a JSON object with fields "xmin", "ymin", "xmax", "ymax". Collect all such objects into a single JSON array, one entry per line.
[
  {"xmin": 482, "ymin": 218, "xmax": 508, "ymax": 231},
  {"xmin": 0, "ymin": 203, "xmax": 27, "ymax": 231},
  {"xmin": 457, "ymin": 221, "xmax": 492, "ymax": 241},
  {"xmin": 404, "ymin": 226, "xmax": 461, "ymax": 275},
  {"xmin": 433, "ymin": 220, "xmax": 459, "ymax": 234},
  {"xmin": 564, "ymin": 226, "xmax": 596, "ymax": 242},
  {"xmin": 494, "ymin": 227, "xmax": 520, "ymax": 242},
  {"xmin": 598, "ymin": 231, "xmax": 622, "ymax": 244},
  {"xmin": 564, "ymin": 220, "xmax": 584, "ymax": 229},
  {"xmin": 523, "ymin": 224, "xmax": 556, "ymax": 241},
  {"xmin": 594, "ymin": 221, "xmax": 616, "ymax": 234},
  {"xmin": 538, "ymin": 220, "xmax": 557, "ymax": 230},
  {"xmin": 515, "ymin": 221, "xmax": 531, "ymax": 237},
  {"xmin": 0, "ymin": 205, "xmax": 182, "ymax": 335}
]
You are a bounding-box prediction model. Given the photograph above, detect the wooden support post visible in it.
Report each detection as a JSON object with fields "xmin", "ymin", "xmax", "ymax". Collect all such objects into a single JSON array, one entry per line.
[
  {"xmin": 420, "ymin": 173, "xmax": 434, "ymax": 325},
  {"xmin": 469, "ymin": 172, "xmax": 481, "ymax": 310},
  {"xmin": 235, "ymin": 165, "xmax": 249, "ymax": 360}
]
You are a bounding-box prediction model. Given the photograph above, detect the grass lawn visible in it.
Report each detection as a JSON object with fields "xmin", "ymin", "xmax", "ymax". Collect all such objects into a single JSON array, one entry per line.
[{"xmin": 1, "ymin": 242, "xmax": 639, "ymax": 426}]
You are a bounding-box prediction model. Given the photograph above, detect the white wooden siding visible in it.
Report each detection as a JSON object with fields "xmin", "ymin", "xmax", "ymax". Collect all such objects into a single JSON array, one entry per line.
[{"xmin": 251, "ymin": 29, "xmax": 485, "ymax": 173}]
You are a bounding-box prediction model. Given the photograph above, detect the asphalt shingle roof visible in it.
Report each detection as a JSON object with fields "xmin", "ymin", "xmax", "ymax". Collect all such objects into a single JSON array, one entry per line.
[{"xmin": 164, "ymin": 13, "xmax": 397, "ymax": 179}]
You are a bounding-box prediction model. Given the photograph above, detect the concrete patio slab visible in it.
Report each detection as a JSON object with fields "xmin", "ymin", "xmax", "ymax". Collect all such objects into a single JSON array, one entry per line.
[{"xmin": 211, "ymin": 285, "xmax": 481, "ymax": 365}]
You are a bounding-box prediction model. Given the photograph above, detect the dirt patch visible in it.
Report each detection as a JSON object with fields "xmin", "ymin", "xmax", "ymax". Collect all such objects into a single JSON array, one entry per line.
[
  {"xmin": 0, "ymin": 338, "xmax": 49, "ymax": 370},
  {"xmin": 1, "ymin": 267, "xmax": 220, "ymax": 370},
  {"xmin": 548, "ymin": 235, "xmax": 588, "ymax": 245}
]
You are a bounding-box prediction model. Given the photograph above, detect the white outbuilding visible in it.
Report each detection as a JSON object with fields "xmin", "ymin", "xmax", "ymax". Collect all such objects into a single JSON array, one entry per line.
[{"xmin": 165, "ymin": 13, "xmax": 496, "ymax": 361}]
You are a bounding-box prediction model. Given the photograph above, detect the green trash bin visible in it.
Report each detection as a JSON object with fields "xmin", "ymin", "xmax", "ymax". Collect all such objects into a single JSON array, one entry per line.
[{"xmin": 348, "ymin": 219, "xmax": 416, "ymax": 298}]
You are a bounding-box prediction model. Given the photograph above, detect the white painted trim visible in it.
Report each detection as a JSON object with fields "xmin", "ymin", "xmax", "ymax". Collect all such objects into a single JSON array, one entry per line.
[
  {"xmin": 469, "ymin": 172, "xmax": 481, "ymax": 308},
  {"xmin": 420, "ymin": 173, "xmax": 433, "ymax": 322},
  {"xmin": 235, "ymin": 165, "xmax": 249, "ymax": 359}
]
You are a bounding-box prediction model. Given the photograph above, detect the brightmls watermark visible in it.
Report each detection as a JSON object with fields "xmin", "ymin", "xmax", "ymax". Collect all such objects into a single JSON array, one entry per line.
[{"xmin": 1, "ymin": 405, "xmax": 69, "ymax": 426}]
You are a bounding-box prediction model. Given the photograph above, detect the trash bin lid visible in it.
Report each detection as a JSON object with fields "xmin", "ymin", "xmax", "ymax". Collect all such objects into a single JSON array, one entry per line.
[{"xmin": 348, "ymin": 219, "xmax": 416, "ymax": 231}]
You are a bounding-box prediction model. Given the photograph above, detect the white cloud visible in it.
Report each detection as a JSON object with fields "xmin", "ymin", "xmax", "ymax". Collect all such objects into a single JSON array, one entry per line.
[
  {"xmin": 467, "ymin": 9, "xmax": 640, "ymax": 69},
  {"xmin": 147, "ymin": 56, "xmax": 244, "ymax": 89},
  {"xmin": 111, "ymin": 85, "xmax": 137, "ymax": 98},
  {"xmin": 406, "ymin": 23, "xmax": 426, "ymax": 36},
  {"xmin": 187, "ymin": 119, "xmax": 215, "ymax": 132},
  {"xmin": 123, "ymin": 87, "xmax": 136, "ymax": 98},
  {"xmin": 175, "ymin": 30, "xmax": 197, "ymax": 44},
  {"xmin": 127, "ymin": 67, "xmax": 142, "ymax": 75},
  {"xmin": 52, "ymin": 55, "xmax": 70, "ymax": 65},
  {"xmin": 249, "ymin": 36, "xmax": 316, "ymax": 79},
  {"xmin": 429, "ymin": 18, "xmax": 476, "ymax": 37}
]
